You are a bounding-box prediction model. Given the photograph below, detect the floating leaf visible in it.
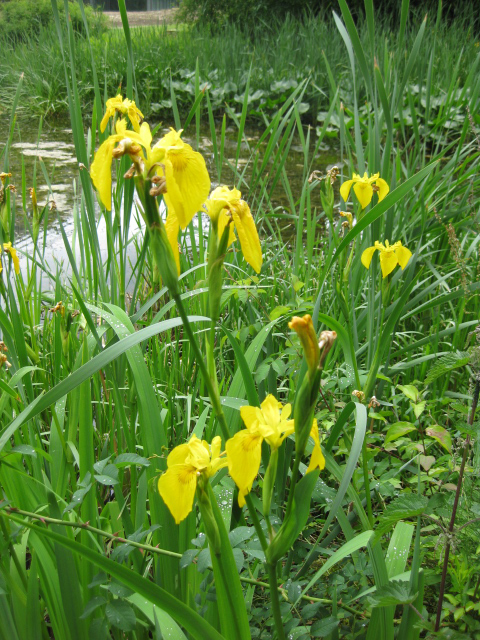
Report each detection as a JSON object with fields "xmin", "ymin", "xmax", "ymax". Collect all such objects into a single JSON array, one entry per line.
[{"xmin": 426, "ymin": 425, "xmax": 452, "ymax": 453}]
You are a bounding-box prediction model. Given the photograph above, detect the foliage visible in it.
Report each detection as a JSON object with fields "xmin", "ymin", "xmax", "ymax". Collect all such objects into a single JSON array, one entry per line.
[
  {"xmin": 0, "ymin": 0, "xmax": 107, "ymax": 42},
  {"xmin": 0, "ymin": 0, "xmax": 479, "ymax": 638},
  {"xmin": 177, "ymin": 0, "xmax": 480, "ymax": 28}
]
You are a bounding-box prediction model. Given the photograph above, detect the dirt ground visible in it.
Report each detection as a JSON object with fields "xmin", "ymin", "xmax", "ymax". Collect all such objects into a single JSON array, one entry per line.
[{"xmin": 104, "ymin": 9, "xmax": 179, "ymax": 27}]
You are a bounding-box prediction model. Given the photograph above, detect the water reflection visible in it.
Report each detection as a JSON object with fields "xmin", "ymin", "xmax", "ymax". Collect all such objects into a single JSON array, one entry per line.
[{"xmin": 1, "ymin": 116, "xmax": 338, "ymax": 281}]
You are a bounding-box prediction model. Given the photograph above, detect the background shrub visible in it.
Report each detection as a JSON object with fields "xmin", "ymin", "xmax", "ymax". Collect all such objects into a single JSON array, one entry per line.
[
  {"xmin": 178, "ymin": 0, "xmax": 480, "ymax": 28},
  {"xmin": 0, "ymin": 0, "xmax": 107, "ymax": 41}
]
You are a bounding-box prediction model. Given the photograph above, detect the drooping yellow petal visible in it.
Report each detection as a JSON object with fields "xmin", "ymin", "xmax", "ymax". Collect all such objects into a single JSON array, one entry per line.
[
  {"xmin": 226, "ymin": 430, "xmax": 263, "ymax": 505},
  {"xmin": 90, "ymin": 136, "xmax": 119, "ymax": 210},
  {"xmin": 379, "ymin": 248, "xmax": 398, "ymax": 278},
  {"xmin": 126, "ymin": 101, "xmax": 144, "ymax": 133},
  {"xmin": 306, "ymin": 420, "xmax": 325, "ymax": 473},
  {"xmin": 361, "ymin": 245, "xmax": 378, "ymax": 269},
  {"xmin": 375, "ymin": 177, "xmax": 389, "ymax": 201},
  {"xmin": 156, "ymin": 129, "xmax": 211, "ymax": 229},
  {"xmin": 165, "ymin": 209, "xmax": 180, "ymax": 274},
  {"xmin": 230, "ymin": 200, "xmax": 262, "ymax": 273},
  {"xmin": 3, "ymin": 243, "xmax": 20, "ymax": 274},
  {"xmin": 217, "ymin": 209, "xmax": 236, "ymax": 246},
  {"xmin": 158, "ymin": 464, "xmax": 198, "ymax": 524},
  {"xmin": 353, "ymin": 181, "xmax": 374, "ymax": 209},
  {"xmin": 340, "ymin": 179, "xmax": 355, "ymax": 203},
  {"xmin": 394, "ymin": 244, "xmax": 412, "ymax": 270}
]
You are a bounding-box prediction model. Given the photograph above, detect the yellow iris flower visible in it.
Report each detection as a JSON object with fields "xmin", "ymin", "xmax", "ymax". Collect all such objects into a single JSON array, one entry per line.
[
  {"xmin": 204, "ymin": 186, "xmax": 262, "ymax": 273},
  {"xmin": 158, "ymin": 434, "xmax": 228, "ymax": 524},
  {"xmin": 226, "ymin": 395, "xmax": 294, "ymax": 506},
  {"xmin": 361, "ymin": 240, "xmax": 412, "ymax": 278},
  {"xmin": 90, "ymin": 120, "xmax": 210, "ymax": 267},
  {"xmin": 340, "ymin": 172, "xmax": 389, "ymax": 209},
  {"xmin": 1, "ymin": 242, "xmax": 20, "ymax": 275},
  {"xmin": 226, "ymin": 396, "xmax": 325, "ymax": 506},
  {"xmin": 100, "ymin": 94, "xmax": 144, "ymax": 133}
]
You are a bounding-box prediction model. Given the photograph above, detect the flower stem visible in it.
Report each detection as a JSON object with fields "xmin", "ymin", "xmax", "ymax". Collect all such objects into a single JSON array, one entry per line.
[
  {"xmin": 434, "ymin": 375, "xmax": 480, "ymax": 631},
  {"xmin": 267, "ymin": 561, "xmax": 286, "ymax": 640},
  {"xmin": 172, "ymin": 293, "xmax": 230, "ymax": 443}
]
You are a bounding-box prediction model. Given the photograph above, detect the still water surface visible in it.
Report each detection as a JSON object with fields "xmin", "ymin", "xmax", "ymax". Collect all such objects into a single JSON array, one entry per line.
[{"xmin": 1, "ymin": 116, "xmax": 338, "ymax": 281}]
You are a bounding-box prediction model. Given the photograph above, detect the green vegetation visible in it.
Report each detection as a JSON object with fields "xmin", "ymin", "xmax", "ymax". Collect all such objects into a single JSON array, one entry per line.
[
  {"xmin": 0, "ymin": 0, "xmax": 106, "ymax": 41},
  {"xmin": 1, "ymin": 7, "xmax": 479, "ymax": 125},
  {"xmin": 0, "ymin": 0, "xmax": 480, "ymax": 638}
]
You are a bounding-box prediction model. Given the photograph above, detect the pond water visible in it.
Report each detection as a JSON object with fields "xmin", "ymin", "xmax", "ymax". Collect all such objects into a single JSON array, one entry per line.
[{"xmin": 0, "ymin": 115, "xmax": 339, "ymax": 283}]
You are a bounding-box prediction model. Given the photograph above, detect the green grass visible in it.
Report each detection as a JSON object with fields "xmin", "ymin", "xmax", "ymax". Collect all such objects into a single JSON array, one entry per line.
[{"xmin": 0, "ymin": 0, "xmax": 479, "ymax": 638}]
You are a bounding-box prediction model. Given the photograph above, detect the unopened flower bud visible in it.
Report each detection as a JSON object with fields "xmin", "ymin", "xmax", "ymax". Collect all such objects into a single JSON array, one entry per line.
[
  {"xmin": 318, "ymin": 330, "xmax": 337, "ymax": 367},
  {"xmin": 289, "ymin": 314, "xmax": 320, "ymax": 377},
  {"xmin": 352, "ymin": 390, "xmax": 365, "ymax": 402}
]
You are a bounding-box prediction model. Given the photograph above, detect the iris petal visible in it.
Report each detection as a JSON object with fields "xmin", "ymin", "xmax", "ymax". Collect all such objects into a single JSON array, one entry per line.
[
  {"xmin": 230, "ymin": 200, "xmax": 262, "ymax": 273},
  {"xmin": 394, "ymin": 244, "xmax": 412, "ymax": 270},
  {"xmin": 158, "ymin": 464, "xmax": 198, "ymax": 524},
  {"xmin": 226, "ymin": 430, "xmax": 263, "ymax": 505},
  {"xmin": 379, "ymin": 249, "xmax": 398, "ymax": 278},
  {"xmin": 375, "ymin": 177, "xmax": 390, "ymax": 201},
  {"xmin": 340, "ymin": 179, "xmax": 354, "ymax": 203},
  {"xmin": 90, "ymin": 136, "xmax": 119, "ymax": 210},
  {"xmin": 353, "ymin": 182, "xmax": 373, "ymax": 209},
  {"xmin": 361, "ymin": 246, "xmax": 378, "ymax": 269}
]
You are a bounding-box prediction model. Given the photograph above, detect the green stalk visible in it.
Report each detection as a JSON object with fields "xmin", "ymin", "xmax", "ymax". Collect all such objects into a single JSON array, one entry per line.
[
  {"xmin": 266, "ymin": 561, "xmax": 286, "ymax": 640},
  {"xmin": 173, "ymin": 293, "xmax": 230, "ymax": 443}
]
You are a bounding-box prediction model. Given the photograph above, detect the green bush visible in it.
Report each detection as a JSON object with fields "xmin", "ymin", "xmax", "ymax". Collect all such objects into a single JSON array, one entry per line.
[
  {"xmin": 0, "ymin": 0, "xmax": 107, "ymax": 42},
  {"xmin": 178, "ymin": 0, "xmax": 480, "ymax": 27}
]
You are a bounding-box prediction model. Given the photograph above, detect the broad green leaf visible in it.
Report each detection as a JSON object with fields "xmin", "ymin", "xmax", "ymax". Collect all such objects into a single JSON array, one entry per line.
[
  {"xmin": 311, "ymin": 616, "xmax": 340, "ymax": 637},
  {"xmin": 368, "ymin": 580, "xmax": 418, "ymax": 608},
  {"xmin": 419, "ymin": 456, "xmax": 435, "ymax": 471},
  {"xmin": 425, "ymin": 352, "xmax": 470, "ymax": 385},
  {"xmin": 105, "ymin": 601, "xmax": 136, "ymax": 632},
  {"xmin": 397, "ymin": 385, "xmax": 420, "ymax": 403},
  {"xmin": 374, "ymin": 495, "xmax": 428, "ymax": 542},
  {"xmin": 385, "ymin": 422, "xmax": 416, "ymax": 445},
  {"xmin": 426, "ymin": 425, "xmax": 452, "ymax": 453},
  {"xmin": 113, "ymin": 454, "xmax": 150, "ymax": 468}
]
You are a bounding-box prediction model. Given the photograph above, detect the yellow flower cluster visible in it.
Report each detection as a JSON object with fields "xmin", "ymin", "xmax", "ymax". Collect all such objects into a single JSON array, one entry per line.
[
  {"xmin": 90, "ymin": 96, "xmax": 262, "ymax": 274},
  {"xmin": 158, "ymin": 395, "xmax": 325, "ymax": 523}
]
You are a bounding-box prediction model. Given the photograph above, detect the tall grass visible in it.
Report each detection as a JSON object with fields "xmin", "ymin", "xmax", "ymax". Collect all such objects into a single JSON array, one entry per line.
[
  {"xmin": 0, "ymin": 0, "xmax": 479, "ymax": 638},
  {"xmin": 1, "ymin": 7, "xmax": 479, "ymax": 124}
]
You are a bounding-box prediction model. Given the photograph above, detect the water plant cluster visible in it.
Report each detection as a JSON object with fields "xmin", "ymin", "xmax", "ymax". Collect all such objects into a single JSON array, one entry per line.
[{"xmin": 0, "ymin": 0, "xmax": 480, "ymax": 638}]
